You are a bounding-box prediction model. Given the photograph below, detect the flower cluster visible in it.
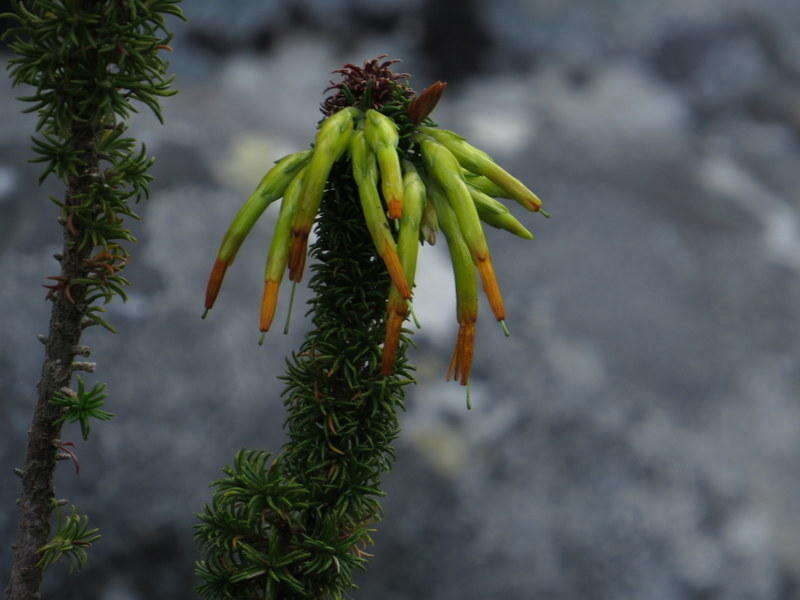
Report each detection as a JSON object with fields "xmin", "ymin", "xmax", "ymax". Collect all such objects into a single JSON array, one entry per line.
[{"xmin": 203, "ymin": 61, "xmax": 546, "ymax": 386}]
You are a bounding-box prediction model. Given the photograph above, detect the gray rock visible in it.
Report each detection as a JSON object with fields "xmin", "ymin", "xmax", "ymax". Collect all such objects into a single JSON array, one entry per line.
[{"xmin": 3, "ymin": 1, "xmax": 800, "ymax": 598}]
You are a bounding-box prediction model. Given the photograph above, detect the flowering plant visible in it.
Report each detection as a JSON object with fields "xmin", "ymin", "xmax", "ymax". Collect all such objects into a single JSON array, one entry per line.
[
  {"xmin": 195, "ymin": 56, "xmax": 548, "ymax": 599},
  {"xmin": 203, "ymin": 56, "xmax": 546, "ymax": 386}
]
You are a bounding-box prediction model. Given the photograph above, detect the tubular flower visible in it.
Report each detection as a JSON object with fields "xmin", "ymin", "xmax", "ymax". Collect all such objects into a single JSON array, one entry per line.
[
  {"xmin": 381, "ymin": 160, "xmax": 425, "ymax": 374},
  {"xmin": 427, "ymin": 180, "xmax": 478, "ymax": 385},
  {"xmin": 349, "ymin": 130, "xmax": 411, "ymax": 299},
  {"xmin": 288, "ymin": 106, "xmax": 359, "ymax": 282},
  {"xmin": 468, "ymin": 186, "xmax": 533, "ymax": 240},
  {"xmin": 202, "ymin": 56, "xmax": 547, "ymax": 385},
  {"xmin": 260, "ymin": 167, "xmax": 306, "ymax": 333},
  {"xmin": 204, "ymin": 150, "xmax": 311, "ymax": 314},
  {"xmin": 364, "ymin": 109, "xmax": 404, "ymax": 219},
  {"xmin": 421, "ymin": 125, "xmax": 543, "ymax": 212},
  {"xmin": 417, "ymin": 134, "xmax": 507, "ymax": 325}
]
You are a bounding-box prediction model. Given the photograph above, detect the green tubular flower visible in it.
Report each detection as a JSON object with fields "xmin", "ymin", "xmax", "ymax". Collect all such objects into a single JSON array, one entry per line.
[
  {"xmin": 417, "ymin": 134, "xmax": 507, "ymax": 325},
  {"xmin": 461, "ymin": 169, "xmax": 507, "ymax": 198},
  {"xmin": 421, "ymin": 125, "xmax": 543, "ymax": 212},
  {"xmin": 468, "ymin": 186, "xmax": 534, "ymax": 240},
  {"xmin": 364, "ymin": 109, "xmax": 404, "ymax": 219},
  {"xmin": 349, "ymin": 129, "xmax": 411, "ymax": 299},
  {"xmin": 381, "ymin": 160, "xmax": 425, "ymax": 374},
  {"xmin": 427, "ymin": 180, "xmax": 478, "ymax": 386},
  {"xmin": 288, "ymin": 106, "xmax": 360, "ymax": 282},
  {"xmin": 467, "ymin": 185, "xmax": 506, "ymax": 215},
  {"xmin": 260, "ymin": 167, "xmax": 306, "ymax": 333},
  {"xmin": 204, "ymin": 150, "xmax": 311, "ymax": 313},
  {"xmin": 476, "ymin": 207, "xmax": 534, "ymax": 240}
]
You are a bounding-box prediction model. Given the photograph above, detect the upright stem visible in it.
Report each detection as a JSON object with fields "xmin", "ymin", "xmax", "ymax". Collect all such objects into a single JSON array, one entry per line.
[
  {"xmin": 195, "ymin": 161, "xmax": 415, "ymax": 600},
  {"xmin": 5, "ymin": 0, "xmax": 181, "ymax": 596},
  {"xmin": 278, "ymin": 162, "xmax": 413, "ymax": 597},
  {"xmin": 6, "ymin": 131, "xmax": 98, "ymax": 600}
]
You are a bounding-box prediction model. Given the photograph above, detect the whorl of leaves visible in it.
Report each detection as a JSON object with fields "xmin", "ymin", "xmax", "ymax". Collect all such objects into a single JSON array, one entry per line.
[
  {"xmin": 195, "ymin": 163, "xmax": 415, "ymax": 599},
  {"xmin": 36, "ymin": 504, "xmax": 101, "ymax": 573}
]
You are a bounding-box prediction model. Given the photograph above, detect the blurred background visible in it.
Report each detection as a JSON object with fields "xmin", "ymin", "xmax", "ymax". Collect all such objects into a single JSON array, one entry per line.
[{"xmin": 3, "ymin": 0, "xmax": 800, "ymax": 598}]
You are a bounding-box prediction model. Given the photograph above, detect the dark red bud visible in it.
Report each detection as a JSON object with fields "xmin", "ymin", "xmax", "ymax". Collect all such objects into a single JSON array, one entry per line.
[{"xmin": 407, "ymin": 81, "xmax": 447, "ymax": 123}]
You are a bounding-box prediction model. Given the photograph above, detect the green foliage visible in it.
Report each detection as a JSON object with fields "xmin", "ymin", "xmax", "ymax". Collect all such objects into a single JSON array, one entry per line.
[
  {"xmin": 37, "ymin": 505, "xmax": 101, "ymax": 573},
  {"xmin": 52, "ymin": 377, "xmax": 114, "ymax": 440},
  {"xmin": 195, "ymin": 450, "xmax": 313, "ymax": 599},
  {"xmin": 2, "ymin": 0, "xmax": 182, "ymax": 584},
  {"xmin": 2, "ymin": 0, "xmax": 184, "ymax": 329},
  {"xmin": 195, "ymin": 164, "xmax": 415, "ymax": 599}
]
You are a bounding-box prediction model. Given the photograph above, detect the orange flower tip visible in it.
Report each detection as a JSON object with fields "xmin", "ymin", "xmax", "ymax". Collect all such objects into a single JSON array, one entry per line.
[
  {"xmin": 447, "ymin": 320, "xmax": 475, "ymax": 385},
  {"xmin": 540, "ymin": 208, "xmax": 551, "ymax": 218},
  {"xmin": 407, "ymin": 81, "xmax": 448, "ymax": 123},
  {"xmin": 381, "ymin": 311, "xmax": 405, "ymax": 375},
  {"xmin": 526, "ymin": 197, "xmax": 543, "ymax": 211},
  {"xmin": 289, "ymin": 251, "xmax": 307, "ymax": 283},
  {"xmin": 258, "ymin": 332, "xmax": 266, "ymax": 346},
  {"xmin": 204, "ymin": 258, "xmax": 229, "ymax": 310},
  {"xmin": 476, "ymin": 258, "xmax": 505, "ymax": 321},
  {"xmin": 458, "ymin": 322, "xmax": 476, "ymax": 386},
  {"xmin": 383, "ymin": 250, "xmax": 411, "ymax": 298},
  {"xmin": 260, "ymin": 279, "xmax": 280, "ymax": 333},
  {"xmin": 388, "ymin": 201, "xmax": 403, "ymax": 220},
  {"xmin": 288, "ymin": 235, "xmax": 309, "ymax": 283},
  {"xmin": 201, "ymin": 308, "xmax": 210, "ymax": 320},
  {"xmin": 499, "ymin": 320, "xmax": 511, "ymax": 338}
]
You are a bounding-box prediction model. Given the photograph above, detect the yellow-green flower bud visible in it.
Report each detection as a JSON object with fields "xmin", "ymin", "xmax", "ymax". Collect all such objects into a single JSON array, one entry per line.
[
  {"xmin": 218, "ymin": 150, "xmax": 312, "ymax": 265},
  {"xmin": 468, "ymin": 185, "xmax": 533, "ymax": 240},
  {"xmin": 381, "ymin": 160, "xmax": 426, "ymax": 374},
  {"xmin": 288, "ymin": 106, "xmax": 360, "ymax": 282},
  {"xmin": 364, "ymin": 109, "xmax": 404, "ymax": 219},
  {"xmin": 467, "ymin": 185, "xmax": 507, "ymax": 215},
  {"xmin": 350, "ymin": 130, "xmax": 411, "ymax": 299},
  {"xmin": 421, "ymin": 125, "xmax": 542, "ymax": 212},
  {"xmin": 260, "ymin": 167, "xmax": 306, "ymax": 333},
  {"xmin": 461, "ymin": 169, "xmax": 507, "ymax": 198},
  {"xmin": 204, "ymin": 149, "xmax": 311, "ymax": 314},
  {"xmin": 396, "ymin": 161, "xmax": 426, "ymax": 279},
  {"xmin": 417, "ymin": 135, "xmax": 486, "ymax": 254},
  {"xmin": 428, "ymin": 179, "xmax": 478, "ymax": 385},
  {"xmin": 417, "ymin": 134, "xmax": 506, "ymax": 323}
]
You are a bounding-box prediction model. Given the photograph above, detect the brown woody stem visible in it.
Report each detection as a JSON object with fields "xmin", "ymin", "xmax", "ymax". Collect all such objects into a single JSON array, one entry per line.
[{"xmin": 6, "ymin": 129, "xmax": 98, "ymax": 600}]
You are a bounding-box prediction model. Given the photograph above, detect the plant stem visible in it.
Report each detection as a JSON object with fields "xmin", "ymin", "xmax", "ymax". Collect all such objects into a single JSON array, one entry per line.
[
  {"xmin": 195, "ymin": 160, "xmax": 415, "ymax": 600},
  {"xmin": 278, "ymin": 162, "xmax": 413, "ymax": 597},
  {"xmin": 4, "ymin": 0, "xmax": 182, "ymax": 594},
  {"xmin": 6, "ymin": 129, "xmax": 97, "ymax": 600}
]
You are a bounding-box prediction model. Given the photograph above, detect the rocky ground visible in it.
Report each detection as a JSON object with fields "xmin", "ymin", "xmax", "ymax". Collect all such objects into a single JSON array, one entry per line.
[{"xmin": 2, "ymin": 1, "xmax": 800, "ymax": 598}]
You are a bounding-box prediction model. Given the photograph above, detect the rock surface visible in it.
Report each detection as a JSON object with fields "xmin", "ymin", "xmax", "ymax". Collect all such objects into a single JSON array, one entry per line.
[{"xmin": 2, "ymin": 1, "xmax": 800, "ymax": 598}]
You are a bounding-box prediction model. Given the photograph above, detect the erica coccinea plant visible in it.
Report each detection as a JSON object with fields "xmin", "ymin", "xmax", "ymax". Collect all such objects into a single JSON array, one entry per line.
[{"xmin": 194, "ymin": 56, "xmax": 547, "ymax": 599}]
